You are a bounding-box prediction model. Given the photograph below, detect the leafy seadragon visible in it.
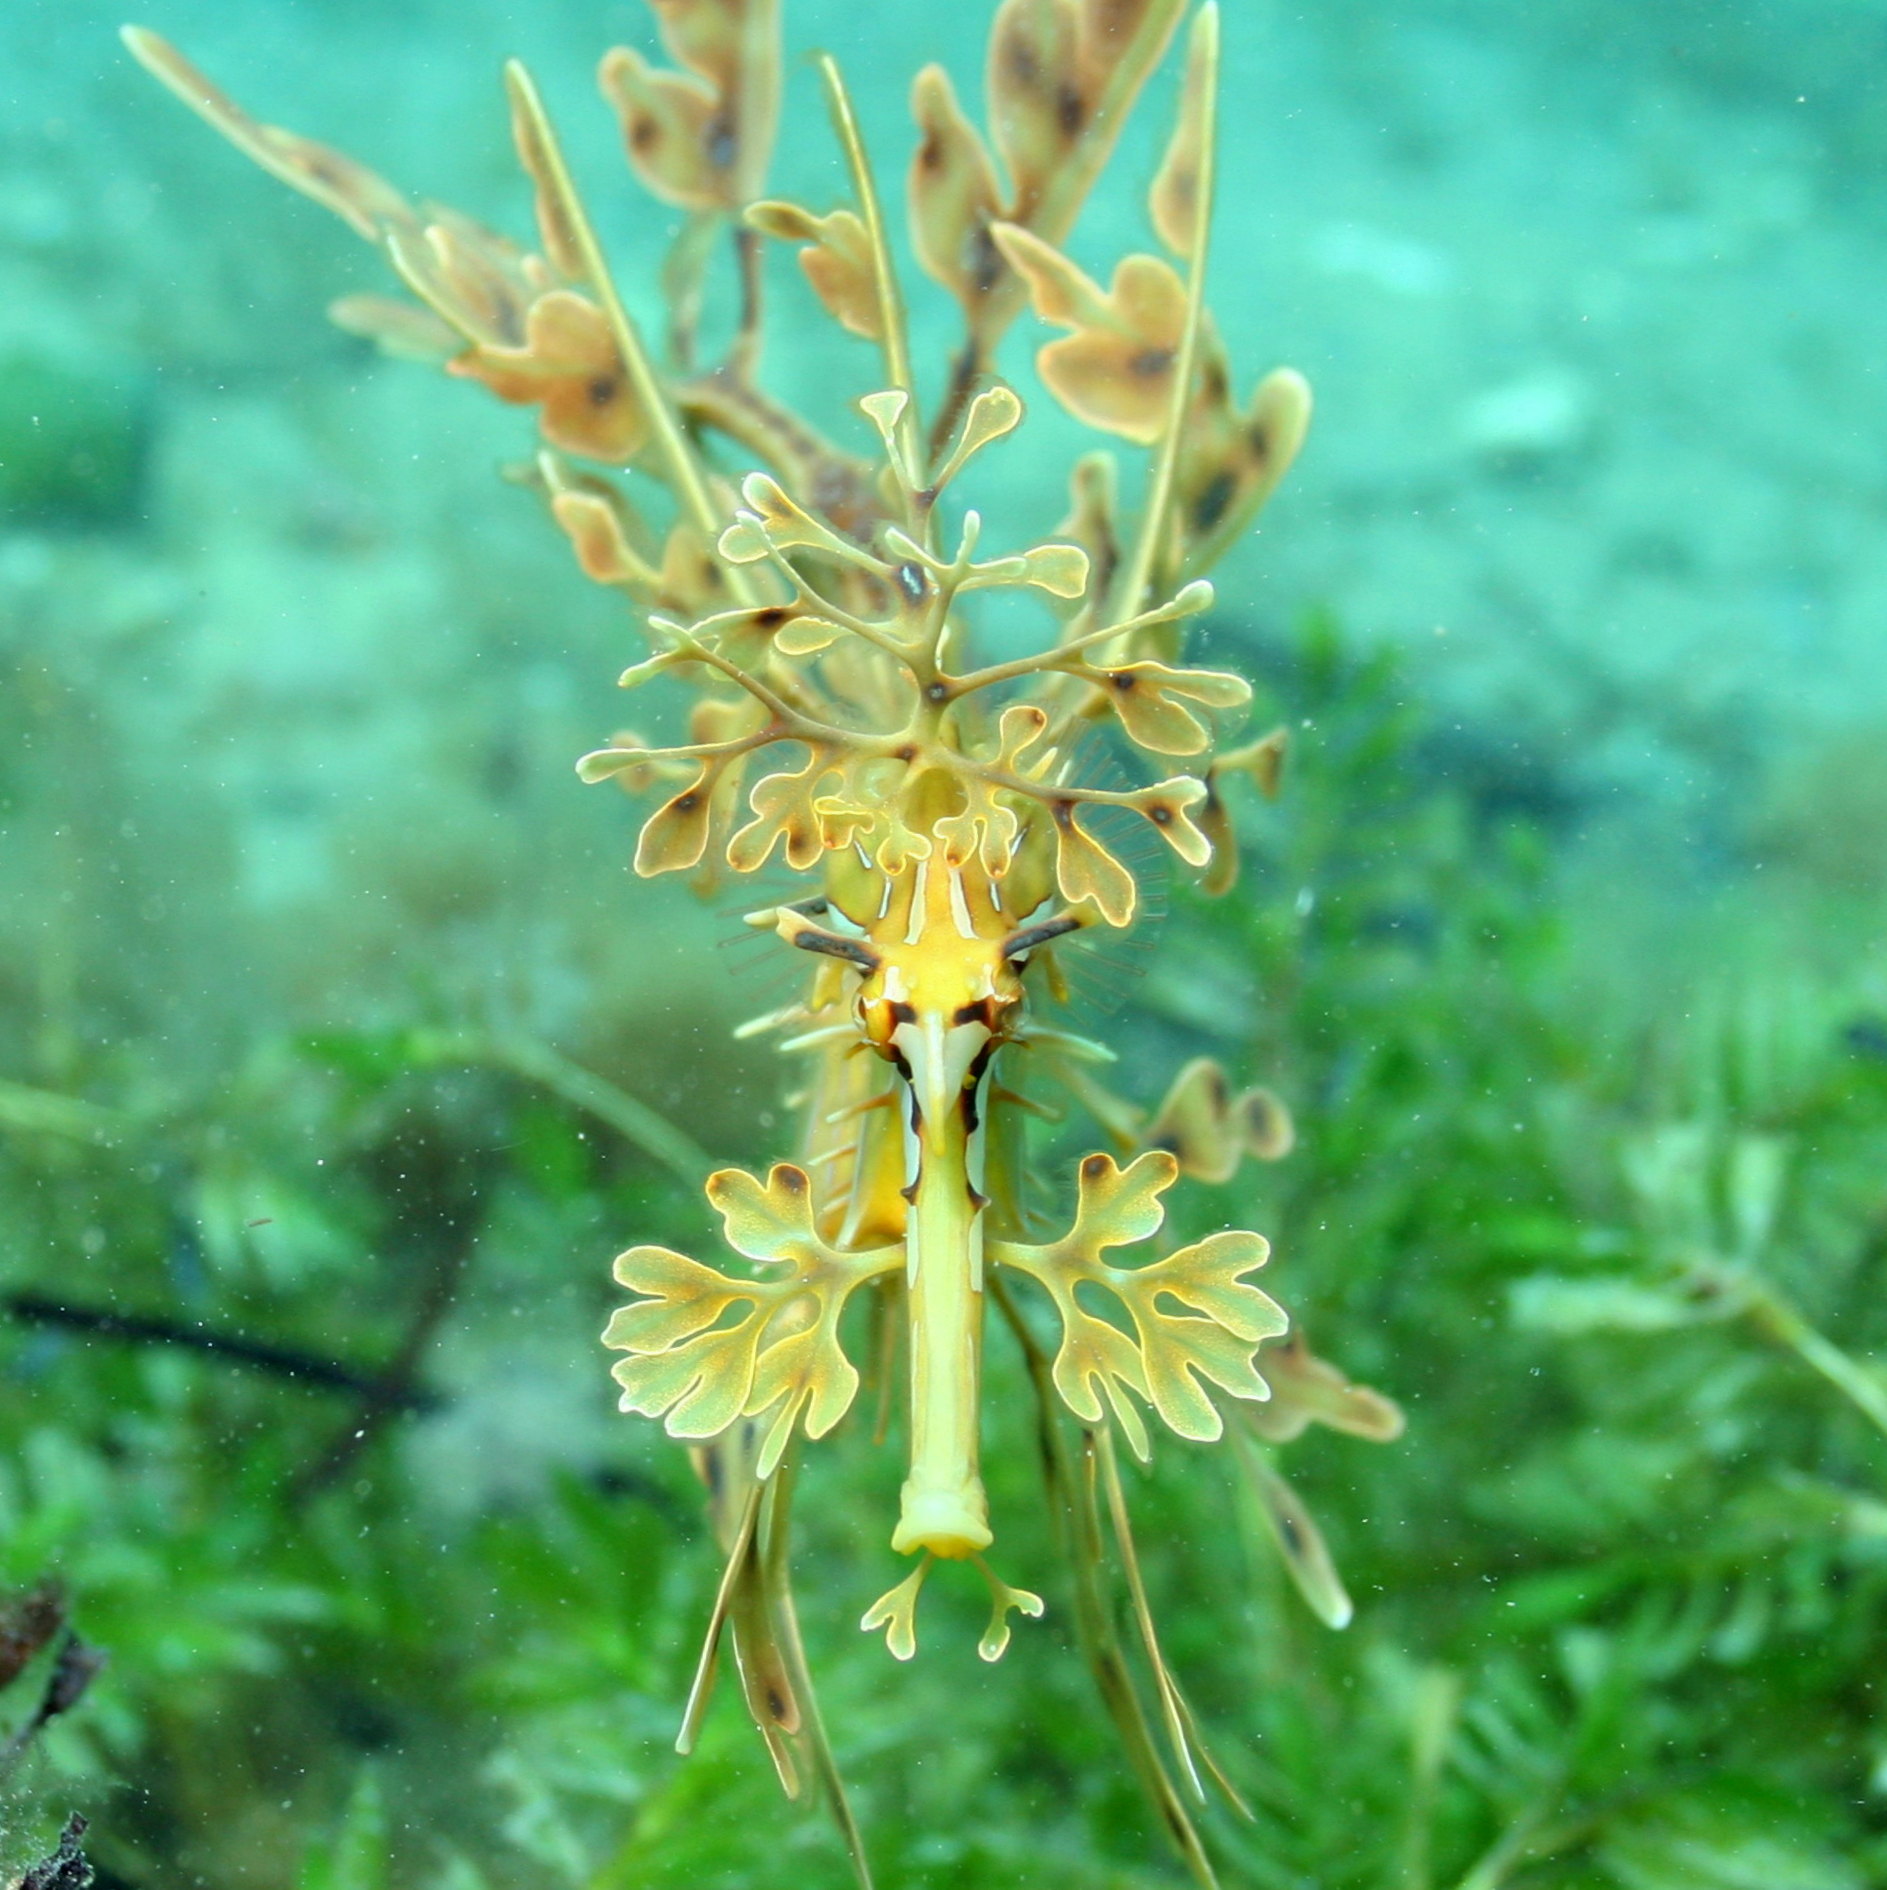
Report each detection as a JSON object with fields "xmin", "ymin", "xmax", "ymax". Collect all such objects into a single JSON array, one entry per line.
[{"xmin": 127, "ymin": 0, "xmax": 1404, "ymax": 1879}]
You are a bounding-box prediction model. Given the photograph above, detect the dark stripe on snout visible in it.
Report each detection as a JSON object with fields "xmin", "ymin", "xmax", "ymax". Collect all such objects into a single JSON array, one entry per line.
[{"xmin": 962, "ymin": 1039, "xmax": 997, "ymax": 1136}]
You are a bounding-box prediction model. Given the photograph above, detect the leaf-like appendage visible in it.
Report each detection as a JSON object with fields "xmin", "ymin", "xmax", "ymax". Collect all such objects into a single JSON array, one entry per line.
[
  {"xmin": 1243, "ymin": 1331, "xmax": 1404, "ymax": 1446},
  {"xmin": 1235, "ymin": 1442, "xmax": 1355, "ymax": 1629},
  {"xmin": 607, "ymin": 1245, "xmax": 757, "ymax": 1355},
  {"xmin": 909, "ymin": 65, "xmax": 1004, "ymax": 312},
  {"xmin": 727, "ymin": 758, "xmax": 833, "ymax": 873},
  {"xmin": 1176, "ymin": 362, "xmax": 1312, "ymax": 563},
  {"xmin": 1122, "ymin": 778, "xmax": 1212, "ymax": 866},
  {"xmin": 1198, "ymin": 725, "xmax": 1288, "ymax": 895},
  {"xmin": 774, "ymin": 614, "xmax": 842, "ymax": 656},
  {"xmin": 992, "ymin": 226, "xmax": 1186, "ymax": 444},
  {"xmin": 1072, "ymin": 659, "xmax": 1249, "ymax": 756},
  {"xmin": 745, "ymin": 1299, "xmax": 860, "ymax": 1477},
  {"xmin": 748, "ymin": 201, "xmax": 882, "ymax": 340},
  {"xmin": 861, "ymin": 1558, "xmax": 931, "ymax": 1661},
  {"xmin": 988, "ymin": 220, "xmax": 1103, "ymax": 324},
  {"xmin": 993, "ymin": 1150, "xmax": 1284, "ymax": 1456},
  {"xmin": 1143, "ymin": 1058, "xmax": 1241, "ymax": 1182},
  {"xmin": 575, "ymin": 731, "xmax": 665, "ymax": 796},
  {"xmin": 507, "ymin": 71, "xmax": 585, "ymax": 280},
  {"xmin": 599, "ymin": 49, "xmax": 732, "ymax": 211},
  {"xmin": 736, "ymin": 472, "xmax": 860, "ymax": 560},
  {"xmin": 645, "ymin": 0, "xmax": 747, "ymax": 93},
  {"xmin": 451, "ymin": 290, "xmax": 647, "ymax": 463},
  {"xmin": 328, "ymin": 294, "xmax": 460, "ymax": 364},
  {"xmin": 965, "ymin": 540, "xmax": 1092, "ymax": 600},
  {"xmin": 550, "ymin": 488, "xmax": 657, "ymax": 591},
  {"xmin": 605, "ymin": 1165, "xmax": 898, "ymax": 1468},
  {"xmin": 386, "ymin": 212, "xmax": 541, "ymax": 352},
  {"xmin": 992, "ymin": 702, "xmax": 1053, "ymax": 774},
  {"xmin": 1139, "ymin": 1055, "xmax": 1293, "ymax": 1180},
  {"xmin": 123, "ymin": 29, "xmax": 413, "ymax": 244},
  {"xmin": 975, "ymin": 1566, "xmax": 1045, "ymax": 1662},
  {"xmin": 605, "ymin": 1244, "xmax": 766, "ymax": 1436},
  {"xmin": 708, "ymin": 1161, "xmax": 827, "ymax": 1262},
  {"xmin": 1148, "ymin": 1, "xmax": 1209, "ymax": 256},
  {"xmin": 689, "ymin": 602, "xmax": 822, "ymax": 670},
  {"xmin": 1049, "ymin": 1296, "xmax": 1156, "ymax": 1460},
  {"xmin": 632, "ymin": 760, "xmax": 723, "ymax": 875},
  {"xmin": 935, "ymin": 788, "xmax": 1021, "ymax": 880},
  {"xmin": 1111, "ymin": 1232, "xmax": 1286, "ymax": 1438},
  {"xmin": 931, "ymin": 384, "xmax": 1024, "ymax": 492},
  {"xmin": 988, "ymin": 0, "xmax": 1084, "ymax": 214},
  {"xmin": 1050, "ymin": 800, "xmax": 1140, "ymax": 927}
]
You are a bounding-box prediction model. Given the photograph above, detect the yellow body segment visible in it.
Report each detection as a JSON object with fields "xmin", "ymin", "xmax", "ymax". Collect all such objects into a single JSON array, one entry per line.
[{"xmin": 848, "ymin": 851, "xmax": 1022, "ymax": 1558}]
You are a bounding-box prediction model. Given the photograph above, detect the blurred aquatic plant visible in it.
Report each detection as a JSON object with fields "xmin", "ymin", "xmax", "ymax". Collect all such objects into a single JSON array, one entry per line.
[{"xmin": 121, "ymin": 0, "xmax": 1398, "ymax": 1879}]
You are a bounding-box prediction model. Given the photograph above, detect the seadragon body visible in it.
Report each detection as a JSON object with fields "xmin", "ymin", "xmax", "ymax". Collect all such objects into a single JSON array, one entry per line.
[{"xmin": 127, "ymin": 1, "xmax": 1409, "ymax": 1879}]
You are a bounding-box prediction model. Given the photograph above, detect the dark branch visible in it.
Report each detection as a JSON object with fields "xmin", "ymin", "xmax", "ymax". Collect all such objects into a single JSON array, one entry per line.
[{"xmin": 3, "ymin": 1294, "xmax": 439, "ymax": 1413}]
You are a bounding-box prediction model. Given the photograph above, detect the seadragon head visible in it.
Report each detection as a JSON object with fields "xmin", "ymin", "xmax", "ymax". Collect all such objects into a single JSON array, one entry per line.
[{"xmin": 772, "ymin": 838, "xmax": 1082, "ymax": 1130}]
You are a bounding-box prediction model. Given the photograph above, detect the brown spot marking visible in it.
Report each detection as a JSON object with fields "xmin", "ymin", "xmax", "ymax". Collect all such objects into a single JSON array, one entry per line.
[
  {"xmin": 1192, "ymin": 468, "xmax": 1237, "ymax": 535},
  {"xmin": 894, "ymin": 743, "xmax": 918, "ymax": 763},
  {"xmin": 1080, "ymin": 1153, "xmax": 1111, "ymax": 1181},
  {"xmin": 1146, "ymin": 801, "xmax": 1174, "ymax": 826},
  {"xmin": 969, "ymin": 224, "xmax": 1004, "ymax": 297},
  {"xmin": 705, "ymin": 112, "xmax": 736, "ymax": 172},
  {"xmin": 586, "ymin": 374, "xmax": 619, "ymax": 409},
  {"xmin": 765, "ymin": 1683, "xmax": 790, "ymax": 1722},
  {"xmin": 629, "ymin": 114, "xmax": 660, "ymax": 154},
  {"xmin": 1201, "ymin": 356, "xmax": 1229, "ymax": 404},
  {"xmin": 776, "ymin": 1166, "xmax": 807, "ymax": 1196},
  {"xmin": 1246, "ymin": 418, "xmax": 1272, "ymax": 465},
  {"xmin": 1108, "ymin": 670, "xmax": 1136, "ymax": 692},
  {"xmin": 925, "ymin": 680, "xmax": 951, "ymax": 704},
  {"xmin": 917, "ymin": 129, "xmax": 944, "ymax": 175},
  {"xmin": 1127, "ymin": 346, "xmax": 1173, "ymax": 380},
  {"xmin": 1051, "ymin": 798, "xmax": 1076, "ymax": 830},
  {"xmin": 671, "ymin": 791, "xmax": 700, "ymax": 814},
  {"xmin": 753, "ymin": 605, "xmax": 791, "ymax": 631},
  {"xmin": 1056, "ymin": 83, "xmax": 1087, "ymax": 137},
  {"xmin": 895, "ymin": 560, "xmax": 928, "ymax": 603}
]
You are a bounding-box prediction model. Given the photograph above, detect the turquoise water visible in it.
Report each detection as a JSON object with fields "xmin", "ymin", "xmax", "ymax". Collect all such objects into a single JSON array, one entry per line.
[{"xmin": 4, "ymin": 1, "xmax": 1886, "ymax": 1884}]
